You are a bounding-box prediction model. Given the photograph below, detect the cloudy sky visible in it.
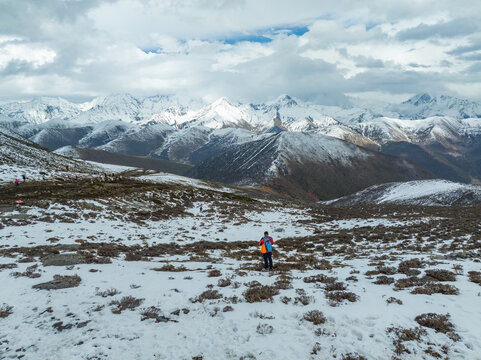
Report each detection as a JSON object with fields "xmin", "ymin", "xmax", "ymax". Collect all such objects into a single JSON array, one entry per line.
[{"xmin": 1, "ymin": 0, "xmax": 481, "ymax": 104}]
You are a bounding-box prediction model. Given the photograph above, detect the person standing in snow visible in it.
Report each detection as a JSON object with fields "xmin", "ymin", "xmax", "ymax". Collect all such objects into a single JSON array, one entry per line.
[
  {"xmin": 259, "ymin": 231, "xmax": 274, "ymax": 271},
  {"xmin": 15, "ymin": 178, "xmax": 19, "ymax": 186}
]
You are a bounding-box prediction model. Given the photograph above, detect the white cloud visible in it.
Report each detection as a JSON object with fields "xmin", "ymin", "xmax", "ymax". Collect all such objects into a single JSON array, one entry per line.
[{"xmin": 0, "ymin": 0, "xmax": 481, "ymax": 103}]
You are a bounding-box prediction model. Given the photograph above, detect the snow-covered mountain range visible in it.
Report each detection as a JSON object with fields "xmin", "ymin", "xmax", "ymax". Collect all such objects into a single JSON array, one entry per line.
[{"xmin": 2, "ymin": 92, "xmax": 481, "ymax": 199}]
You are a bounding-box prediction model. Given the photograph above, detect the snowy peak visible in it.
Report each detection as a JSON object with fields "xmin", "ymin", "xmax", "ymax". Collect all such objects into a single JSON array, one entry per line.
[
  {"xmin": 399, "ymin": 93, "xmax": 481, "ymax": 119},
  {"xmin": 0, "ymin": 97, "xmax": 82, "ymax": 124},
  {"xmin": 403, "ymin": 93, "xmax": 433, "ymax": 106}
]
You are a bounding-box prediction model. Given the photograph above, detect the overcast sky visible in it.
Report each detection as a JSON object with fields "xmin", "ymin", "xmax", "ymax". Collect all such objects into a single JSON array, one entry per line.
[{"xmin": 1, "ymin": 0, "xmax": 481, "ymax": 104}]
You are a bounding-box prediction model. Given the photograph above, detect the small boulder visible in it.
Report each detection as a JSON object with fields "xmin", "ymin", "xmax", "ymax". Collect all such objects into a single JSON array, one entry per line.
[
  {"xmin": 33, "ymin": 275, "xmax": 81, "ymax": 290},
  {"xmin": 41, "ymin": 253, "xmax": 86, "ymax": 266}
]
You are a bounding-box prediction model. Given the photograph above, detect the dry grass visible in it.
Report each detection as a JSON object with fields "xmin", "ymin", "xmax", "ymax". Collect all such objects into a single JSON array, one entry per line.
[{"xmin": 303, "ymin": 310, "xmax": 326, "ymax": 325}]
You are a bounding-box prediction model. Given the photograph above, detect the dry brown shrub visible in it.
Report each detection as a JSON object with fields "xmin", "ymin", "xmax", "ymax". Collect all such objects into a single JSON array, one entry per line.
[
  {"xmin": 325, "ymin": 291, "xmax": 358, "ymax": 306},
  {"xmin": 341, "ymin": 353, "xmax": 367, "ymax": 360},
  {"xmin": 415, "ymin": 313, "xmax": 460, "ymax": 341},
  {"xmin": 468, "ymin": 271, "xmax": 481, "ymax": 285},
  {"xmin": 386, "ymin": 297, "xmax": 403, "ymax": 305},
  {"xmin": 244, "ymin": 286, "xmax": 279, "ymax": 303},
  {"xmin": 374, "ymin": 276, "xmax": 395, "ymax": 285},
  {"xmin": 303, "ymin": 274, "xmax": 336, "ymax": 284},
  {"xmin": 152, "ymin": 264, "xmax": 187, "ymax": 272},
  {"xmin": 217, "ymin": 278, "xmax": 231, "ymax": 287},
  {"xmin": 140, "ymin": 306, "xmax": 173, "ymax": 323},
  {"xmin": 256, "ymin": 323, "xmax": 274, "ymax": 335},
  {"xmin": 398, "ymin": 258, "xmax": 425, "ymax": 274},
  {"xmin": 345, "ymin": 276, "xmax": 358, "ymax": 282},
  {"xmin": 96, "ymin": 288, "xmax": 121, "ymax": 297},
  {"xmin": 0, "ymin": 304, "xmax": 13, "ymax": 318},
  {"xmin": 110, "ymin": 296, "xmax": 144, "ymax": 314},
  {"xmin": 294, "ymin": 295, "xmax": 312, "ymax": 305},
  {"xmin": 303, "ymin": 310, "xmax": 326, "ymax": 325},
  {"xmin": 324, "ymin": 282, "xmax": 347, "ymax": 291},
  {"xmin": 208, "ymin": 269, "xmax": 222, "ymax": 277},
  {"xmin": 378, "ymin": 266, "xmax": 397, "ymax": 275},
  {"xmin": 411, "ymin": 283, "xmax": 459, "ymax": 295},
  {"xmin": 273, "ymin": 273, "xmax": 293, "ymax": 290},
  {"xmin": 387, "ymin": 326, "xmax": 426, "ymax": 355},
  {"xmin": 222, "ymin": 306, "xmax": 233, "ymax": 312},
  {"xmin": 394, "ymin": 276, "xmax": 429, "ymax": 290},
  {"xmin": 425, "ymin": 269, "xmax": 456, "ymax": 282},
  {"xmin": 191, "ymin": 290, "xmax": 222, "ymax": 303}
]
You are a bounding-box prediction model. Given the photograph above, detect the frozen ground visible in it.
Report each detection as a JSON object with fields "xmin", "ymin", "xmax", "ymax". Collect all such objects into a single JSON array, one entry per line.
[{"xmin": 1, "ymin": 176, "xmax": 481, "ymax": 360}]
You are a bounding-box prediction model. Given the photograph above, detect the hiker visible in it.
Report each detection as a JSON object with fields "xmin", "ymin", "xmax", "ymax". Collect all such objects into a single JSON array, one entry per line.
[
  {"xmin": 15, "ymin": 178, "xmax": 19, "ymax": 186},
  {"xmin": 259, "ymin": 231, "xmax": 274, "ymax": 271},
  {"xmin": 22, "ymin": 174, "xmax": 26, "ymax": 182}
]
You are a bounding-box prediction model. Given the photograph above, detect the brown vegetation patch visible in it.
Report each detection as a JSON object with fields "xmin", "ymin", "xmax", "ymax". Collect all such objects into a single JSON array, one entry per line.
[
  {"xmin": 374, "ymin": 276, "xmax": 395, "ymax": 285},
  {"xmin": 303, "ymin": 310, "xmax": 326, "ymax": 325},
  {"xmin": 411, "ymin": 283, "xmax": 459, "ymax": 295},
  {"xmin": 152, "ymin": 264, "xmax": 187, "ymax": 272},
  {"xmin": 303, "ymin": 274, "xmax": 336, "ymax": 284},
  {"xmin": 191, "ymin": 290, "xmax": 223, "ymax": 303},
  {"xmin": 110, "ymin": 296, "xmax": 144, "ymax": 314},
  {"xmin": 424, "ymin": 269, "xmax": 456, "ymax": 282},
  {"xmin": 208, "ymin": 269, "xmax": 222, "ymax": 277},
  {"xmin": 325, "ymin": 291, "xmax": 358, "ymax": 306},
  {"xmin": 244, "ymin": 286, "xmax": 279, "ymax": 303},
  {"xmin": 0, "ymin": 304, "xmax": 13, "ymax": 318},
  {"xmin": 468, "ymin": 271, "xmax": 481, "ymax": 285},
  {"xmin": 415, "ymin": 313, "xmax": 460, "ymax": 341}
]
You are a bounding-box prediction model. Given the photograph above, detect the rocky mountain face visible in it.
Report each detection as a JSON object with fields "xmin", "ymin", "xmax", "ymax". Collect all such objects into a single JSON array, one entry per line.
[{"xmin": 187, "ymin": 132, "xmax": 433, "ymax": 201}]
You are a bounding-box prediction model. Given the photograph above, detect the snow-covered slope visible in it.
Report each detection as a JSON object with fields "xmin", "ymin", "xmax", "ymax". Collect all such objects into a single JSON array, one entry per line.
[
  {"xmin": 325, "ymin": 180, "xmax": 481, "ymax": 206},
  {"xmin": 0, "ymin": 127, "xmax": 96, "ymax": 183}
]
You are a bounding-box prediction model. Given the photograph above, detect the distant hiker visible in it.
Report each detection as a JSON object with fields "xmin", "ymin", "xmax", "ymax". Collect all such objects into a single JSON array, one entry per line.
[
  {"xmin": 259, "ymin": 231, "xmax": 274, "ymax": 271},
  {"xmin": 22, "ymin": 174, "xmax": 26, "ymax": 182},
  {"xmin": 15, "ymin": 178, "xmax": 19, "ymax": 186}
]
